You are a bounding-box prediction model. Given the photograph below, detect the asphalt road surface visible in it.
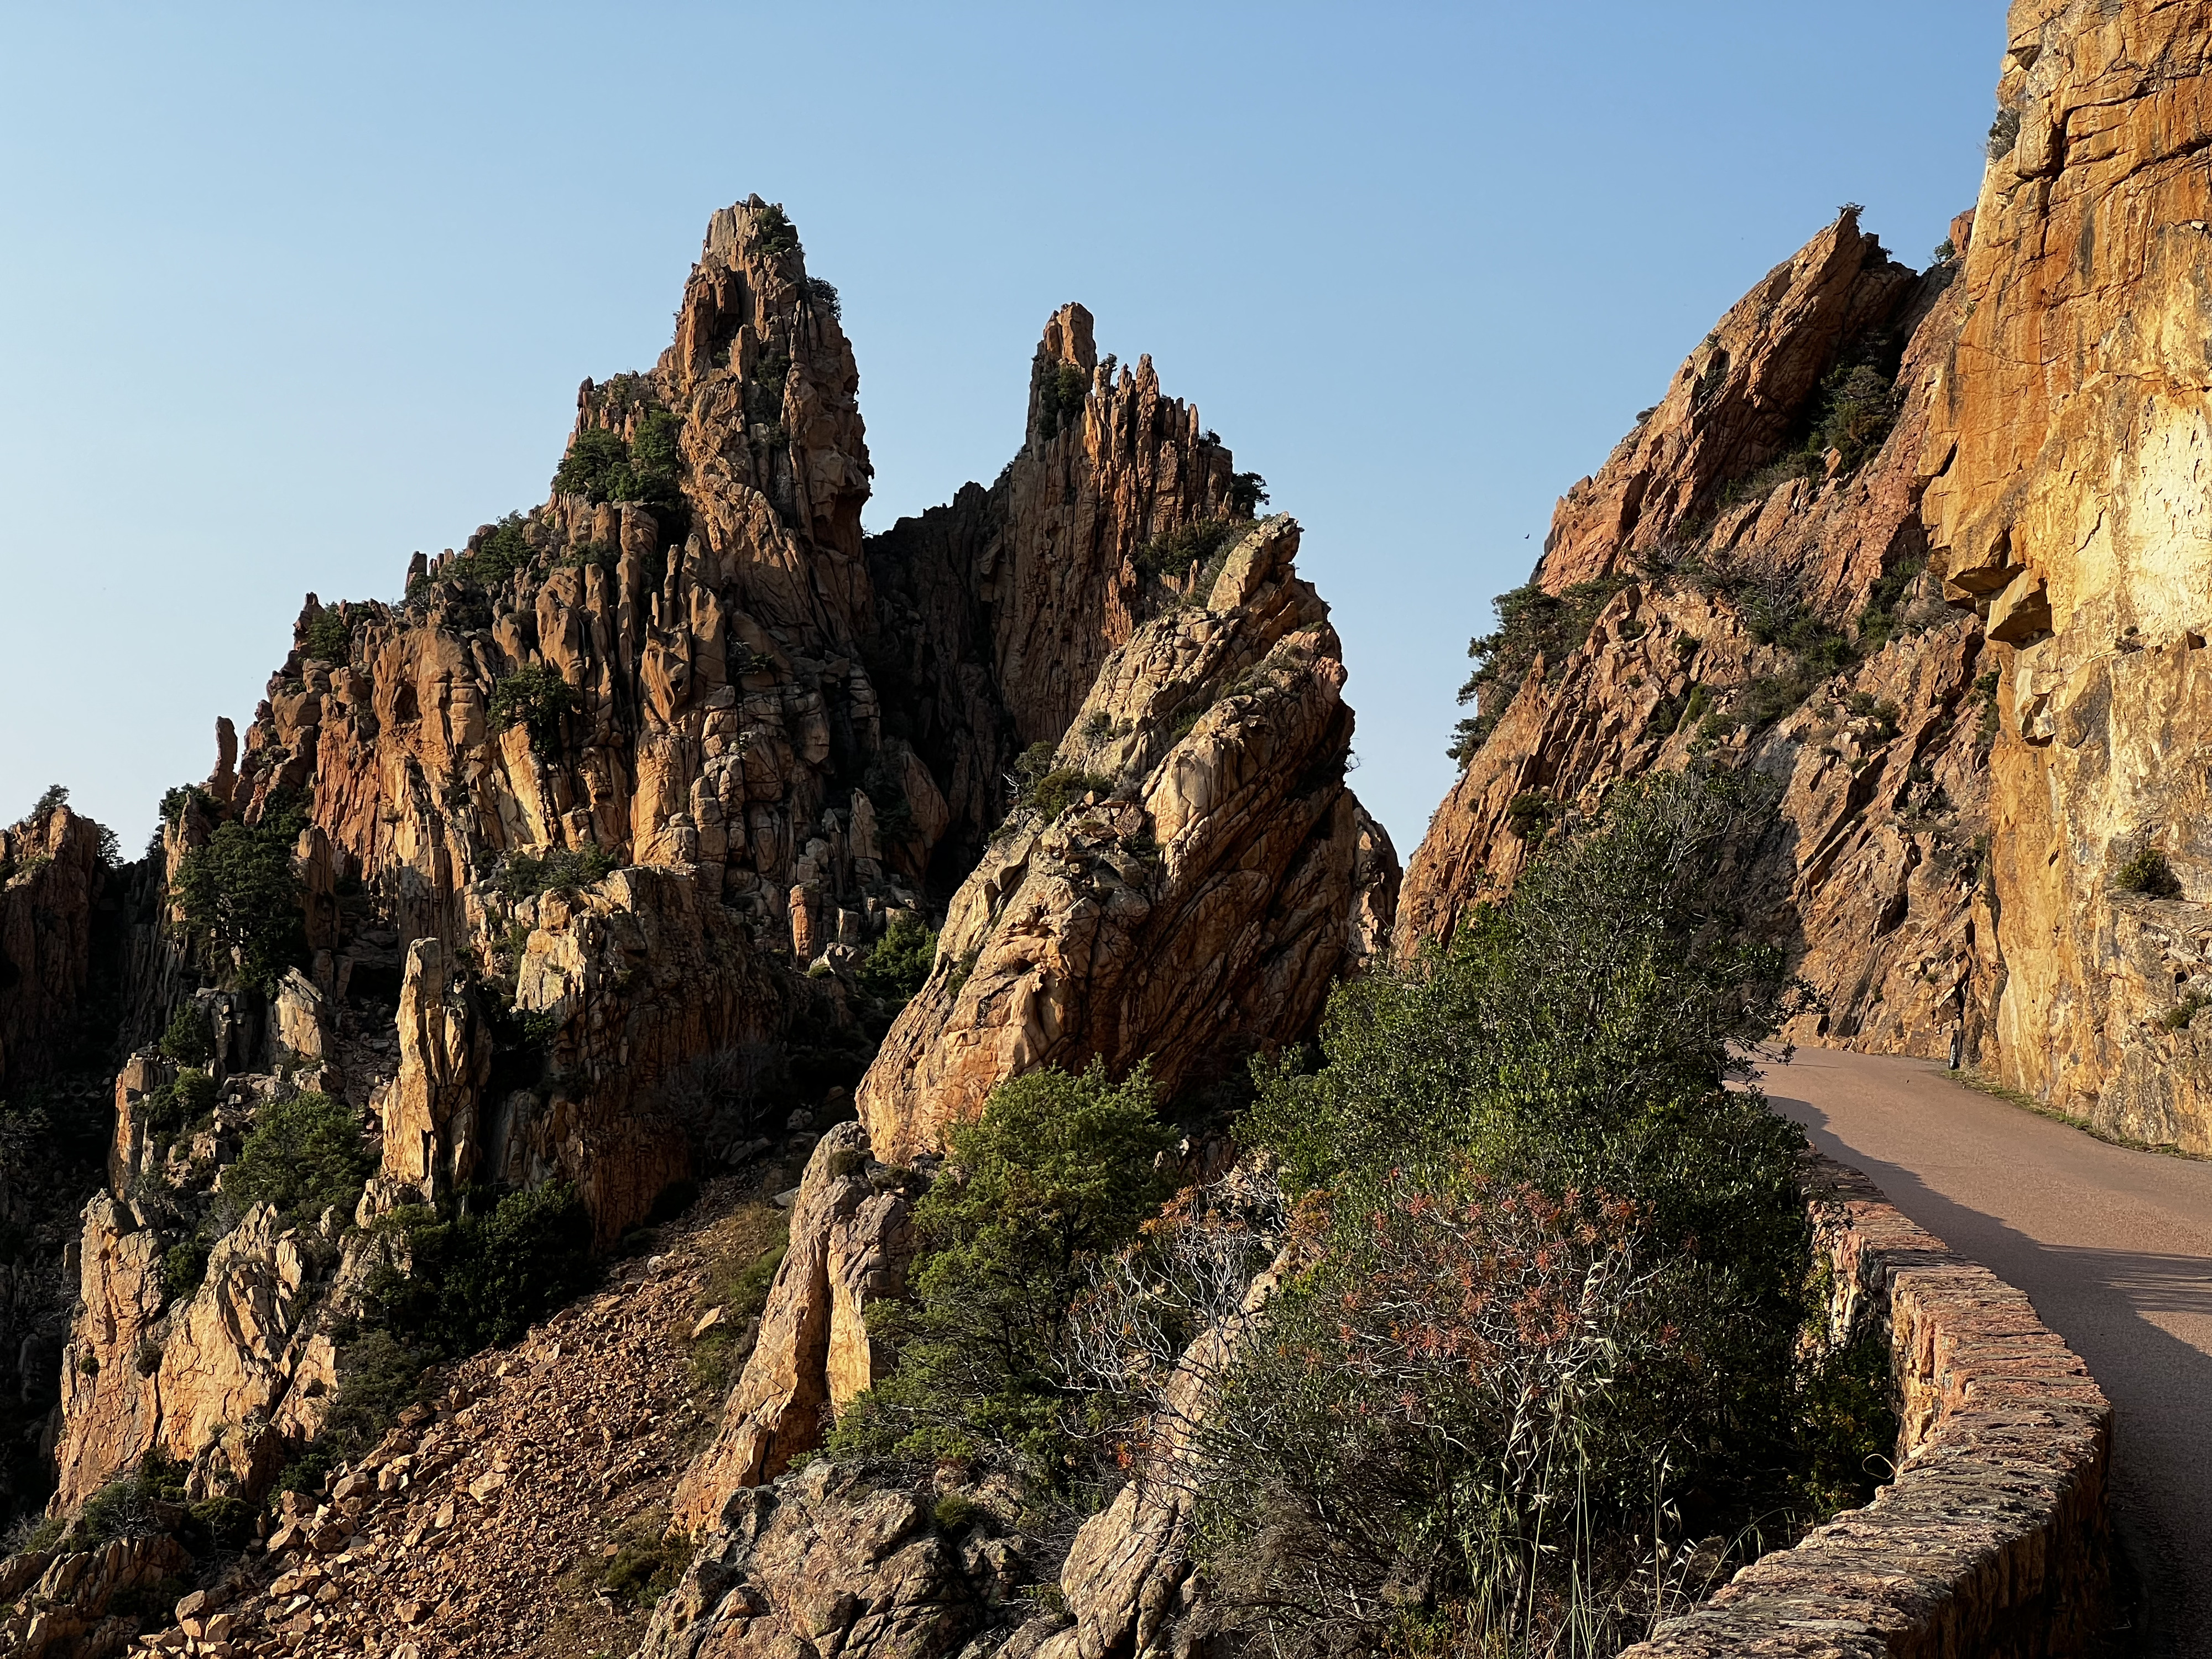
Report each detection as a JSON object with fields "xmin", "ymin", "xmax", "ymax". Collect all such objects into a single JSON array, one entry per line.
[{"xmin": 1762, "ymin": 1046, "xmax": 2212, "ymax": 1657}]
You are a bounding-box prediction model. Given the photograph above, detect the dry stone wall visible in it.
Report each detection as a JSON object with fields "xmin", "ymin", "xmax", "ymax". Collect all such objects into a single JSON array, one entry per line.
[{"xmin": 1623, "ymin": 1153, "xmax": 2111, "ymax": 1659}]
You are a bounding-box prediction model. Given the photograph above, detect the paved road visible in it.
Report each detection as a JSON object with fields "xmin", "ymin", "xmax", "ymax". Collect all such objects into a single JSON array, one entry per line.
[{"xmin": 1761, "ymin": 1046, "xmax": 2212, "ymax": 1657}]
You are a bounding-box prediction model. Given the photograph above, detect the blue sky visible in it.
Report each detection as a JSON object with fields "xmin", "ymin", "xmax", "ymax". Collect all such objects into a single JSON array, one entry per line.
[{"xmin": 0, "ymin": 2, "xmax": 2004, "ymax": 855}]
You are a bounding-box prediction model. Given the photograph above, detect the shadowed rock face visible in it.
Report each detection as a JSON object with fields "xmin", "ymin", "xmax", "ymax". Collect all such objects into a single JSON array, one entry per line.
[
  {"xmin": 20, "ymin": 195, "xmax": 1393, "ymax": 1533},
  {"xmin": 1405, "ymin": 0, "xmax": 2212, "ymax": 1152},
  {"xmin": 859, "ymin": 515, "xmax": 1396, "ymax": 1165}
]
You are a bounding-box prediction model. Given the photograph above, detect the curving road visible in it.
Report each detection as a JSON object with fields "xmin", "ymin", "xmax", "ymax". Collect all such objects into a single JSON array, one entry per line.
[{"xmin": 1762, "ymin": 1046, "xmax": 2212, "ymax": 1657}]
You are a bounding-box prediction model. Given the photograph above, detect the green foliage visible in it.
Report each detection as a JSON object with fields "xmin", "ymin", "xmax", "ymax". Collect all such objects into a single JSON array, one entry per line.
[
  {"xmin": 599, "ymin": 1526, "xmax": 692, "ymax": 1608},
  {"xmin": 805, "ymin": 275, "xmax": 842, "ymax": 320},
  {"xmin": 688, "ymin": 1203, "xmax": 789, "ymax": 1397},
  {"xmin": 1035, "ymin": 362, "xmax": 1089, "ymax": 444},
  {"xmin": 1227, "ymin": 471, "xmax": 1269, "ymax": 519},
  {"xmin": 301, "ymin": 607, "xmax": 352, "ymax": 664},
  {"xmin": 276, "ymin": 1326, "xmax": 436, "ymax": 1497},
  {"xmin": 29, "ymin": 784, "xmax": 67, "ymax": 822},
  {"xmin": 858, "ymin": 915, "xmax": 937, "ymax": 1009},
  {"xmin": 499, "ymin": 843, "xmax": 617, "ymax": 901},
  {"xmin": 1791, "ymin": 1318, "xmax": 1900, "ymax": 1515},
  {"xmin": 1219, "ymin": 768, "xmax": 1838, "ymax": 1644},
  {"xmin": 144, "ymin": 1067, "xmax": 217, "ymax": 1133},
  {"xmin": 751, "ymin": 202, "xmax": 799, "ymax": 257},
  {"xmin": 552, "ymin": 412, "xmax": 682, "ymax": 509},
  {"xmin": 1008, "ymin": 739, "xmax": 1112, "ymax": 823},
  {"xmin": 1451, "ymin": 577, "xmax": 1634, "ymax": 764},
  {"xmin": 161, "ymin": 1239, "xmax": 210, "ymax": 1302},
  {"xmin": 159, "ymin": 1003, "xmax": 213, "ymax": 1066},
  {"xmin": 171, "ymin": 811, "xmax": 306, "ymax": 992},
  {"xmin": 831, "ymin": 1061, "xmax": 1175, "ymax": 1475},
  {"xmin": 1502, "ymin": 791, "xmax": 1556, "ymax": 839},
  {"xmin": 1988, "ymin": 107, "xmax": 2022, "ymax": 159},
  {"xmin": 488, "ymin": 665, "xmax": 580, "ymax": 758},
  {"xmin": 223, "ymin": 1091, "xmax": 374, "ymax": 1230},
  {"xmin": 1931, "ymin": 237, "xmax": 1957, "ymax": 265},
  {"xmin": 2115, "ymin": 847, "xmax": 2184, "ymax": 899},
  {"xmin": 1132, "ymin": 518, "xmax": 1238, "ymax": 586},
  {"xmin": 374, "ymin": 1183, "xmax": 597, "ymax": 1357},
  {"xmin": 2162, "ymin": 990, "xmax": 2209, "ymax": 1033}
]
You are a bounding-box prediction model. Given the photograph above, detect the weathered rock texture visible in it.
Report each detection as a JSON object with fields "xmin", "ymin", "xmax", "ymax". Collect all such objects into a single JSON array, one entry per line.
[
  {"xmin": 859, "ymin": 516, "xmax": 1397, "ymax": 1164},
  {"xmin": 671, "ymin": 1125, "xmax": 917, "ymax": 1527},
  {"xmin": 1621, "ymin": 1152, "xmax": 2111, "ymax": 1658},
  {"xmin": 1399, "ymin": 206, "xmax": 1993, "ymax": 1062},
  {"xmin": 1405, "ymin": 3, "xmax": 2212, "ymax": 1153},
  {"xmin": 0, "ymin": 801, "xmax": 108, "ymax": 1094}
]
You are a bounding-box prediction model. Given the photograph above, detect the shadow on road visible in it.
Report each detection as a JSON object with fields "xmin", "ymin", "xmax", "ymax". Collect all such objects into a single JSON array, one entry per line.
[{"xmin": 1775, "ymin": 1090, "xmax": 2212, "ymax": 1659}]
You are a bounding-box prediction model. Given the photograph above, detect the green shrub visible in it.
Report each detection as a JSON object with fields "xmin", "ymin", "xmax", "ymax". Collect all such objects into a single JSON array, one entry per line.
[
  {"xmin": 552, "ymin": 413, "xmax": 683, "ymax": 510},
  {"xmin": 374, "ymin": 1183, "xmax": 597, "ymax": 1356},
  {"xmin": 499, "ymin": 844, "xmax": 616, "ymax": 901},
  {"xmin": 1228, "ymin": 471, "xmax": 1269, "ymax": 519},
  {"xmin": 144, "ymin": 1067, "xmax": 217, "ymax": 1133},
  {"xmin": 1216, "ymin": 766, "xmax": 1833, "ymax": 1648},
  {"xmin": 487, "ymin": 666, "xmax": 579, "ymax": 758},
  {"xmin": 161, "ymin": 1240, "xmax": 211, "ymax": 1302},
  {"xmin": 805, "ymin": 276, "xmax": 842, "ymax": 320},
  {"xmin": 751, "ymin": 202, "xmax": 799, "ymax": 257},
  {"xmin": 276, "ymin": 1326, "xmax": 437, "ymax": 1497},
  {"xmin": 1451, "ymin": 577, "xmax": 1634, "ymax": 764},
  {"xmin": 1035, "ymin": 363, "xmax": 1089, "ymax": 444},
  {"xmin": 301, "ymin": 608, "xmax": 351, "ymax": 664},
  {"xmin": 2116, "ymin": 847, "xmax": 2183, "ymax": 899},
  {"xmin": 858, "ymin": 915, "xmax": 937, "ymax": 1009},
  {"xmin": 224, "ymin": 1092, "xmax": 374, "ymax": 1230},
  {"xmin": 472, "ymin": 512, "xmax": 533, "ymax": 586},
  {"xmin": 171, "ymin": 806, "xmax": 308, "ymax": 992},
  {"xmin": 1132, "ymin": 519, "xmax": 1238, "ymax": 585},
  {"xmin": 830, "ymin": 1061, "xmax": 1174, "ymax": 1475},
  {"xmin": 159, "ymin": 1003, "xmax": 213, "ymax": 1066}
]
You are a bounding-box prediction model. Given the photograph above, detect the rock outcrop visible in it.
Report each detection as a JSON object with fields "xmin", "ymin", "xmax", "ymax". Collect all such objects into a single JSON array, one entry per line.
[
  {"xmin": 859, "ymin": 516, "xmax": 1396, "ymax": 1164},
  {"xmin": 1399, "ymin": 205, "xmax": 1997, "ymax": 1063},
  {"xmin": 671, "ymin": 1126, "xmax": 917, "ymax": 1527},
  {"xmin": 0, "ymin": 800, "xmax": 109, "ymax": 1094},
  {"xmin": 1405, "ymin": 1, "xmax": 2212, "ymax": 1154}
]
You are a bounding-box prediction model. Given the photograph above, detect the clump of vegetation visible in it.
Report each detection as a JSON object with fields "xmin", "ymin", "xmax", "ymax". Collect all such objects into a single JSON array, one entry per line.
[
  {"xmin": 750, "ymin": 202, "xmax": 799, "ymax": 258},
  {"xmin": 1133, "ymin": 518, "xmax": 1239, "ymax": 586},
  {"xmin": 1183, "ymin": 767, "xmax": 1879, "ymax": 1653},
  {"xmin": 499, "ymin": 844, "xmax": 617, "ymax": 901},
  {"xmin": 300, "ymin": 607, "xmax": 352, "ymax": 665},
  {"xmin": 159, "ymin": 1003, "xmax": 213, "ymax": 1066},
  {"xmin": 1988, "ymin": 107, "xmax": 2022, "ymax": 159},
  {"xmin": 161, "ymin": 1239, "xmax": 211, "ymax": 1302},
  {"xmin": 143, "ymin": 1066, "xmax": 217, "ymax": 1134},
  {"xmin": 487, "ymin": 665, "xmax": 579, "ymax": 758},
  {"xmin": 598, "ymin": 1512, "xmax": 693, "ymax": 1608},
  {"xmin": 171, "ymin": 795, "xmax": 309, "ymax": 992},
  {"xmin": 1035, "ymin": 362, "xmax": 1089, "ymax": 444},
  {"xmin": 1449, "ymin": 577, "xmax": 1634, "ymax": 764},
  {"xmin": 1010, "ymin": 740, "xmax": 1113, "ymax": 823},
  {"xmin": 551, "ymin": 409, "xmax": 683, "ymax": 512},
  {"xmin": 2162, "ymin": 990, "xmax": 2209, "ymax": 1034},
  {"xmin": 1228, "ymin": 471, "xmax": 1269, "ymax": 519},
  {"xmin": 2115, "ymin": 847, "xmax": 2184, "ymax": 900},
  {"xmin": 1503, "ymin": 791, "xmax": 1556, "ymax": 838},
  {"xmin": 830, "ymin": 1062, "xmax": 1174, "ymax": 1475},
  {"xmin": 804, "ymin": 275, "xmax": 841, "ymax": 320},
  {"xmin": 1723, "ymin": 356, "xmax": 1903, "ymax": 504},
  {"xmin": 222, "ymin": 1092, "xmax": 374, "ymax": 1230},
  {"xmin": 857, "ymin": 914, "xmax": 937, "ymax": 1010},
  {"xmin": 687, "ymin": 1202, "xmax": 790, "ymax": 1397},
  {"xmin": 373, "ymin": 1182, "xmax": 597, "ymax": 1355}
]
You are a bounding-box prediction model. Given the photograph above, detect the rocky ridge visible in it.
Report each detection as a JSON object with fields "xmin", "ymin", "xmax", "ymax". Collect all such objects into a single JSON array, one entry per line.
[
  {"xmin": 0, "ymin": 189, "xmax": 1393, "ymax": 1658},
  {"xmin": 1404, "ymin": 0, "xmax": 2212, "ymax": 1158}
]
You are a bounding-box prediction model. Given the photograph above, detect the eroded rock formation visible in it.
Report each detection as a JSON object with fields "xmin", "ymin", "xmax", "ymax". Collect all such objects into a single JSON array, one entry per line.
[
  {"xmin": 860, "ymin": 515, "xmax": 1396, "ymax": 1163},
  {"xmin": 1406, "ymin": 3, "xmax": 2212, "ymax": 1155}
]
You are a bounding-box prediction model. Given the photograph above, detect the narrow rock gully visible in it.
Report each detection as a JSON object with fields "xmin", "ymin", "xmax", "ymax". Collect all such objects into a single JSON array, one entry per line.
[{"xmin": 1762, "ymin": 1046, "xmax": 2212, "ymax": 1657}]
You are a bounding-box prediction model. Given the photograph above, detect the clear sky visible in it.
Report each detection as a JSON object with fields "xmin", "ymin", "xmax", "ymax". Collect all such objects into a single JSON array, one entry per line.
[{"xmin": 0, "ymin": 2, "xmax": 2005, "ymax": 857}]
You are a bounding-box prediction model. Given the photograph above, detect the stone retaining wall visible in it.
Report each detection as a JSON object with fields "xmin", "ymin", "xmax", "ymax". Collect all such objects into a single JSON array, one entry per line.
[{"xmin": 1620, "ymin": 1153, "xmax": 2112, "ymax": 1659}]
